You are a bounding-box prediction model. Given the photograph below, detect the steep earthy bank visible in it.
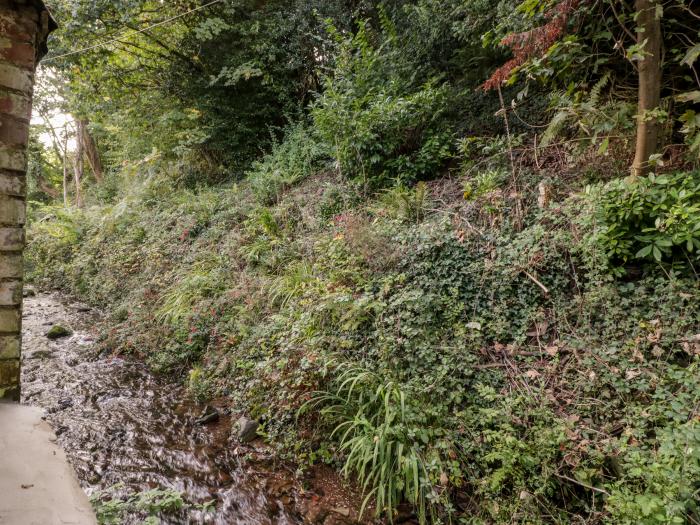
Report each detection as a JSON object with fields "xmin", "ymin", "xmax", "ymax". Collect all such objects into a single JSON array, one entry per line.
[
  {"xmin": 26, "ymin": 165, "xmax": 700, "ymax": 524},
  {"xmin": 25, "ymin": 1, "xmax": 700, "ymax": 522}
]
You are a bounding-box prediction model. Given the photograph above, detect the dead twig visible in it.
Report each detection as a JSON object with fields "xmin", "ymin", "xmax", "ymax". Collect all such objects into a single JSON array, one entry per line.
[
  {"xmin": 554, "ymin": 473, "xmax": 610, "ymax": 496},
  {"xmin": 523, "ymin": 270, "xmax": 550, "ymax": 295}
]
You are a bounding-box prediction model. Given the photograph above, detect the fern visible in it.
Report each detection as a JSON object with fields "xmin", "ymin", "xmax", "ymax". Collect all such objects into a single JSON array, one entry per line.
[
  {"xmin": 540, "ymin": 107, "xmax": 571, "ymax": 147},
  {"xmin": 588, "ymin": 71, "xmax": 611, "ymax": 108}
]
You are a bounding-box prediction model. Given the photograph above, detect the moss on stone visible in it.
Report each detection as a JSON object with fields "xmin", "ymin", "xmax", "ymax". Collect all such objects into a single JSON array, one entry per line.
[{"xmin": 46, "ymin": 324, "xmax": 72, "ymax": 340}]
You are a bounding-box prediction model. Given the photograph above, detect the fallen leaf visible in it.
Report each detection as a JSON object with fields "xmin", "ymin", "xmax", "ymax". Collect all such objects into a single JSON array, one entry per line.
[
  {"xmin": 626, "ymin": 369, "xmax": 642, "ymax": 380},
  {"xmin": 545, "ymin": 345, "xmax": 559, "ymax": 357}
]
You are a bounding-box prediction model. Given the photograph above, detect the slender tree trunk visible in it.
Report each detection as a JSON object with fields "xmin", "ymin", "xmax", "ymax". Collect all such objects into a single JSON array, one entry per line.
[
  {"xmin": 79, "ymin": 119, "xmax": 103, "ymax": 183},
  {"xmin": 73, "ymin": 124, "xmax": 84, "ymax": 208},
  {"xmin": 631, "ymin": 0, "xmax": 662, "ymax": 177},
  {"xmin": 63, "ymin": 131, "xmax": 69, "ymax": 207}
]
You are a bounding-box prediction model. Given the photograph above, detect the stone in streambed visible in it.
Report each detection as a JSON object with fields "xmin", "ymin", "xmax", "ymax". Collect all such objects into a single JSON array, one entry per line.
[
  {"xmin": 194, "ymin": 405, "xmax": 220, "ymax": 426},
  {"xmin": 26, "ymin": 349, "xmax": 54, "ymax": 360},
  {"xmin": 236, "ymin": 416, "xmax": 259, "ymax": 443},
  {"xmin": 46, "ymin": 325, "xmax": 72, "ymax": 340}
]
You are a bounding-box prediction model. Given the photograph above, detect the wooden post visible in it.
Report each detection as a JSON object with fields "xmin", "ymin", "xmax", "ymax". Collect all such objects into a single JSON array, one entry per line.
[{"xmin": 0, "ymin": 0, "xmax": 55, "ymax": 401}]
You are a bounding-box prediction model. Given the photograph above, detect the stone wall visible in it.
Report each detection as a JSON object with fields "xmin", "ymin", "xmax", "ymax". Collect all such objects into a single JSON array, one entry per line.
[{"xmin": 0, "ymin": 0, "xmax": 54, "ymax": 401}]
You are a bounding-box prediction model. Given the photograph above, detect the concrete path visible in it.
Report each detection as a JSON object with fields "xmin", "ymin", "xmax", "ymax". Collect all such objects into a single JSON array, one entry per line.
[{"xmin": 0, "ymin": 403, "xmax": 96, "ymax": 525}]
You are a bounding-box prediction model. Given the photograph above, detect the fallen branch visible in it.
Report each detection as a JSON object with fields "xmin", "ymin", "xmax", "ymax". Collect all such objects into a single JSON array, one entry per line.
[
  {"xmin": 523, "ymin": 270, "xmax": 550, "ymax": 295},
  {"xmin": 554, "ymin": 472, "xmax": 610, "ymax": 496}
]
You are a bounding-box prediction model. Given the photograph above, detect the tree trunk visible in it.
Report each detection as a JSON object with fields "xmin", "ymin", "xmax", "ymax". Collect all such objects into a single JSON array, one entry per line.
[
  {"xmin": 63, "ymin": 131, "xmax": 69, "ymax": 207},
  {"xmin": 73, "ymin": 124, "xmax": 84, "ymax": 208},
  {"xmin": 631, "ymin": 0, "xmax": 662, "ymax": 177},
  {"xmin": 79, "ymin": 119, "xmax": 103, "ymax": 183}
]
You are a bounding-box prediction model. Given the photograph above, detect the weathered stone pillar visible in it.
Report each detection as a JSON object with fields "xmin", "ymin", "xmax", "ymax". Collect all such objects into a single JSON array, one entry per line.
[{"xmin": 0, "ymin": 0, "xmax": 54, "ymax": 401}]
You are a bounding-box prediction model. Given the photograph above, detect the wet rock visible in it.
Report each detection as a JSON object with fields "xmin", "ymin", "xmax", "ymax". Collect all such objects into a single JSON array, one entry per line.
[
  {"xmin": 46, "ymin": 324, "xmax": 73, "ymax": 340},
  {"xmin": 57, "ymin": 398, "xmax": 74, "ymax": 411},
  {"xmin": 47, "ymin": 399, "xmax": 73, "ymax": 414},
  {"xmin": 194, "ymin": 405, "xmax": 220, "ymax": 426},
  {"xmin": 26, "ymin": 349, "xmax": 54, "ymax": 360},
  {"xmin": 236, "ymin": 416, "xmax": 259, "ymax": 443}
]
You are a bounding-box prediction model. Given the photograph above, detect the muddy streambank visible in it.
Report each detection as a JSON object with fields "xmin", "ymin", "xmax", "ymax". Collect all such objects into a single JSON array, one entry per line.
[{"xmin": 20, "ymin": 293, "xmax": 363, "ymax": 525}]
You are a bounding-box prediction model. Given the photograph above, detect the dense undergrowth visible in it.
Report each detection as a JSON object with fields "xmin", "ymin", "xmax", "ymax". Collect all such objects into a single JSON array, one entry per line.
[
  {"xmin": 28, "ymin": 145, "xmax": 700, "ymax": 523},
  {"xmin": 27, "ymin": 0, "xmax": 700, "ymax": 522}
]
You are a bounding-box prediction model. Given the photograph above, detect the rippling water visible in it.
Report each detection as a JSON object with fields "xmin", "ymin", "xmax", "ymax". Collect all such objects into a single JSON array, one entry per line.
[{"xmin": 20, "ymin": 294, "xmax": 300, "ymax": 524}]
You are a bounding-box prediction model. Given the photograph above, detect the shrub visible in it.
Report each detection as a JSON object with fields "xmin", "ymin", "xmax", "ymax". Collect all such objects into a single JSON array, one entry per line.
[
  {"xmin": 303, "ymin": 366, "xmax": 447, "ymax": 523},
  {"xmin": 313, "ymin": 21, "xmax": 453, "ymax": 188},
  {"xmin": 596, "ymin": 171, "xmax": 700, "ymax": 273},
  {"xmin": 247, "ymin": 123, "xmax": 328, "ymax": 204}
]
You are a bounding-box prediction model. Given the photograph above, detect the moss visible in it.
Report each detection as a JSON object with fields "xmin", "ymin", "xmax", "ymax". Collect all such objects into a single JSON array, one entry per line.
[{"xmin": 46, "ymin": 324, "xmax": 73, "ymax": 340}]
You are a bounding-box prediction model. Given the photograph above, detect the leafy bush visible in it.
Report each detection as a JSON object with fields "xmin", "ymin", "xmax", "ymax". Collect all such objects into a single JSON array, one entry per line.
[
  {"xmin": 607, "ymin": 420, "xmax": 700, "ymax": 524},
  {"xmin": 247, "ymin": 123, "xmax": 328, "ymax": 204},
  {"xmin": 313, "ymin": 21, "xmax": 453, "ymax": 188},
  {"xmin": 376, "ymin": 182, "xmax": 430, "ymax": 223},
  {"xmin": 156, "ymin": 258, "xmax": 229, "ymax": 326},
  {"xmin": 27, "ymin": 161, "xmax": 700, "ymax": 525},
  {"xmin": 596, "ymin": 171, "xmax": 700, "ymax": 273}
]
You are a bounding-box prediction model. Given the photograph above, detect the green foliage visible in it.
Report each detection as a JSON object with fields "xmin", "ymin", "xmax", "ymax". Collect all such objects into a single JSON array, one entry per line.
[
  {"xmin": 26, "ymin": 0, "xmax": 700, "ymax": 523},
  {"xmin": 313, "ymin": 21, "xmax": 454, "ymax": 188},
  {"xmin": 596, "ymin": 171, "xmax": 700, "ymax": 272},
  {"xmin": 156, "ymin": 258, "xmax": 228, "ymax": 326},
  {"xmin": 90, "ymin": 485, "xmax": 192, "ymax": 525},
  {"xmin": 377, "ymin": 182, "xmax": 430, "ymax": 223},
  {"xmin": 607, "ymin": 420, "xmax": 700, "ymax": 524},
  {"xmin": 247, "ymin": 124, "xmax": 328, "ymax": 204},
  {"xmin": 305, "ymin": 366, "xmax": 438, "ymax": 523},
  {"xmin": 462, "ymin": 169, "xmax": 509, "ymax": 201},
  {"xmin": 540, "ymin": 74, "xmax": 636, "ymax": 150},
  {"xmin": 27, "ymin": 161, "xmax": 700, "ymax": 524}
]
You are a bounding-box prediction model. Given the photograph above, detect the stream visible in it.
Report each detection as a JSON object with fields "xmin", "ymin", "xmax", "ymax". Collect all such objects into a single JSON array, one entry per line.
[{"xmin": 19, "ymin": 293, "xmax": 356, "ymax": 525}]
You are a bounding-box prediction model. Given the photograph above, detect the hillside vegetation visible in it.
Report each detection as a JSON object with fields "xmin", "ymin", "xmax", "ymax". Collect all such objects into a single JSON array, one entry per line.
[{"xmin": 28, "ymin": 0, "xmax": 700, "ymax": 523}]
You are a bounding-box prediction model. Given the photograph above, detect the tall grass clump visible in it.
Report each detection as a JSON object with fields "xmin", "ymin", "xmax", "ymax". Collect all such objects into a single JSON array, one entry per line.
[{"xmin": 303, "ymin": 365, "xmax": 444, "ymax": 523}]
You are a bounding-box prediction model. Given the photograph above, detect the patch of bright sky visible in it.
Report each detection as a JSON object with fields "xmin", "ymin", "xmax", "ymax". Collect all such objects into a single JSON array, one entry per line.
[{"xmin": 30, "ymin": 68, "xmax": 76, "ymax": 152}]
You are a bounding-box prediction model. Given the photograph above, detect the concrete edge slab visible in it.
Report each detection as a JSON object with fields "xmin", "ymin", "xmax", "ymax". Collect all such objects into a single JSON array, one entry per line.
[{"xmin": 0, "ymin": 402, "xmax": 96, "ymax": 525}]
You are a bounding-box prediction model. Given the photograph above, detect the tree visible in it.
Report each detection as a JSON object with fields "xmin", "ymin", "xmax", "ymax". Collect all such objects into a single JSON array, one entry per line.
[
  {"xmin": 79, "ymin": 119, "xmax": 103, "ymax": 183},
  {"xmin": 481, "ymin": 0, "xmax": 698, "ymax": 173},
  {"xmin": 630, "ymin": 0, "xmax": 662, "ymax": 177},
  {"xmin": 73, "ymin": 122, "xmax": 84, "ymax": 208}
]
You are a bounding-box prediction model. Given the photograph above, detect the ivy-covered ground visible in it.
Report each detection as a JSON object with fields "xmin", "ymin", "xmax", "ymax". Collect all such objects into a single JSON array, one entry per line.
[{"xmin": 27, "ymin": 151, "xmax": 700, "ymax": 523}]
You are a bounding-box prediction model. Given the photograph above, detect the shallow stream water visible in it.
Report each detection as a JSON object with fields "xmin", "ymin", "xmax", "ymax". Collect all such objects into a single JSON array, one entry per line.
[{"xmin": 20, "ymin": 293, "xmax": 304, "ymax": 524}]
